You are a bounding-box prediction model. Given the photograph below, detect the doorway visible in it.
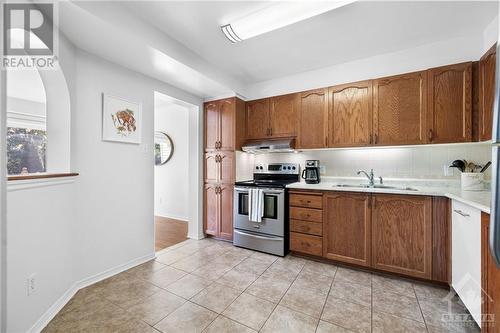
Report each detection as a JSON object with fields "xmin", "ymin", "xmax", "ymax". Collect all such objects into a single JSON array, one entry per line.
[{"xmin": 154, "ymin": 92, "xmax": 200, "ymax": 252}]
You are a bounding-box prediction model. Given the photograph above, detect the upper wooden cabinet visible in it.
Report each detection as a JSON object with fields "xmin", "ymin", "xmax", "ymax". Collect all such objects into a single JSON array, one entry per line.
[
  {"xmin": 270, "ymin": 93, "xmax": 298, "ymax": 138},
  {"xmin": 372, "ymin": 194, "xmax": 432, "ymax": 279},
  {"xmin": 323, "ymin": 192, "xmax": 371, "ymax": 267},
  {"xmin": 428, "ymin": 62, "xmax": 472, "ymax": 143},
  {"xmin": 373, "ymin": 71, "xmax": 428, "ymax": 145},
  {"xmin": 329, "ymin": 81, "xmax": 373, "ymax": 147},
  {"xmin": 479, "ymin": 44, "xmax": 497, "ymax": 141},
  {"xmin": 204, "ymin": 97, "xmax": 245, "ymax": 151},
  {"xmin": 246, "ymin": 98, "xmax": 270, "ymax": 139},
  {"xmin": 204, "ymin": 152, "xmax": 234, "ymax": 184},
  {"xmin": 297, "ymin": 89, "xmax": 328, "ymax": 149}
]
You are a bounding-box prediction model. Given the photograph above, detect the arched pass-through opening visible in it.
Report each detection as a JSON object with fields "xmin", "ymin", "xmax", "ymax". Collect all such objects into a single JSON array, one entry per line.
[{"xmin": 153, "ymin": 91, "xmax": 201, "ymax": 252}]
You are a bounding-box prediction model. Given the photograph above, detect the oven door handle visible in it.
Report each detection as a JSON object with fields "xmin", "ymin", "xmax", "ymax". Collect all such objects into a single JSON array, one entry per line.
[
  {"xmin": 234, "ymin": 187, "xmax": 284, "ymax": 195},
  {"xmin": 234, "ymin": 230, "xmax": 282, "ymax": 240}
]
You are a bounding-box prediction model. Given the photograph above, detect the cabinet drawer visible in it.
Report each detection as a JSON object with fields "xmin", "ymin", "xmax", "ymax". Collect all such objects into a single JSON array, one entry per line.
[
  {"xmin": 290, "ymin": 207, "xmax": 323, "ymax": 223},
  {"xmin": 290, "ymin": 219, "xmax": 323, "ymax": 236},
  {"xmin": 290, "ymin": 193, "xmax": 323, "ymax": 209},
  {"xmin": 290, "ymin": 232, "xmax": 322, "ymax": 256}
]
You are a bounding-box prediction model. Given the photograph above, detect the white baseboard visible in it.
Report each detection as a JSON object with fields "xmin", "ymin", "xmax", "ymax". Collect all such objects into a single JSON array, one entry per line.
[
  {"xmin": 28, "ymin": 252, "xmax": 155, "ymax": 333},
  {"xmin": 155, "ymin": 214, "xmax": 188, "ymax": 222}
]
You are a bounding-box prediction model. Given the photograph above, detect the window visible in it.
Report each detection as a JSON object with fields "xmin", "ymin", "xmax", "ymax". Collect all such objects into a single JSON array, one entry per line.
[{"xmin": 7, "ymin": 127, "xmax": 47, "ymax": 175}]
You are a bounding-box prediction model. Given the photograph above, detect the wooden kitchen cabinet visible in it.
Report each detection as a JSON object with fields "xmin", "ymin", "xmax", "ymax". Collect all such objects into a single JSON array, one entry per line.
[
  {"xmin": 482, "ymin": 212, "xmax": 500, "ymax": 333},
  {"xmin": 329, "ymin": 81, "xmax": 373, "ymax": 147},
  {"xmin": 203, "ymin": 183, "xmax": 234, "ymax": 240},
  {"xmin": 428, "ymin": 62, "xmax": 472, "ymax": 143},
  {"xmin": 270, "ymin": 93, "xmax": 298, "ymax": 138},
  {"xmin": 246, "ymin": 98, "xmax": 270, "ymax": 139},
  {"xmin": 204, "ymin": 97, "xmax": 245, "ymax": 151},
  {"xmin": 372, "ymin": 194, "xmax": 432, "ymax": 279},
  {"xmin": 323, "ymin": 192, "xmax": 371, "ymax": 267},
  {"xmin": 372, "ymin": 71, "xmax": 428, "ymax": 145},
  {"xmin": 432, "ymin": 197, "xmax": 451, "ymax": 283},
  {"xmin": 479, "ymin": 44, "xmax": 497, "ymax": 142},
  {"xmin": 297, "ymin": 89, "xmax": 328, "ymax": 149},
  {"xmin": 204, "ymin": 152, "xmax": 234, "ymax": 184},
  {"xmin": 204, "ymin": 183, "xmax": 219, "ymax": 236}
]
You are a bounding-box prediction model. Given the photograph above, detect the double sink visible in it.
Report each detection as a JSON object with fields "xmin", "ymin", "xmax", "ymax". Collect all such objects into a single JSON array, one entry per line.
[{"xmin": 334, "ymin": 184, "xmax": 418, "ymax": 191}]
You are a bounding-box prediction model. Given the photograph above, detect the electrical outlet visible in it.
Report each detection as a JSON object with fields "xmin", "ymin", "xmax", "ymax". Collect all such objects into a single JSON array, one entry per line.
[
  {"xmin": 319, "ymin": 166, "xmax": 326, "ymax": 175},
  {"xmin": 27, "ymin": 273, "xmax": 36, "ymax": 296},
  {"xmin": 443, "ymin": 164, "xmax": 453, "ymax": 177}
]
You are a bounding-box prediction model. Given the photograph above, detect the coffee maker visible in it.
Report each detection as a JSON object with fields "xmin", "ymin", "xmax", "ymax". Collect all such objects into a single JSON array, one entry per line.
[{"xmin": 302, "ymin": 160, "xmax": 320, "ymax": 184}]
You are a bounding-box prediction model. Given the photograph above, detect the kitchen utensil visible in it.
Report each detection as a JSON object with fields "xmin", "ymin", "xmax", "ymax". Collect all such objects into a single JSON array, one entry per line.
[
  {"xmin": 480, "ymin": 161, "xmax": 492, "ymax": 173},
  {"xmin": 449, "ymin": 160, "xmax": 465, "ymax": 172},
  {"xmin": 466, "ymin": 162, "xmax": 477, "ymax": 173}
]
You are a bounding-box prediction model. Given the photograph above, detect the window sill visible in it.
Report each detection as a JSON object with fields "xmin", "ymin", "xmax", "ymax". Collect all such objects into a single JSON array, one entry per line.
[{"xmin": 7, "ymin": 173, "xmax": 79, "ymax": 192}]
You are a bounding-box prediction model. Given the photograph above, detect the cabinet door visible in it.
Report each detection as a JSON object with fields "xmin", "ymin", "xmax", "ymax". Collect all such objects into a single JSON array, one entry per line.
[
  {"xmin": 204, "ymin": 184, "xmax": 219, "ymax": 236},
  {"xmin": 479, "ymin": 45, "xmax": 497, "ymax": 141},
  {"xmin": 219, "ymin": 98, "xmax": 235, "ymax": 150},
  {"xmin": 246, "ymin": 99, "xmax": 270, "ymax": 139},
  {"xmin": 219, "ymin": 185, "xmax": 233, "ymax": 241},
  {"xmin": 373, "ymin": 71, "xmax": 428, "ymax": 145},
  {"xmin": 219, "ymin": 152, "xmax": 235, "ymax": 184},
  {"xmin": 297, "ymin": 89, "xmax": 328, "ymax": 149},
  {"xmin": 204, "ymin": 101, "xmax": 219, "ymax": 150},
  {"xmin": 428, "ymin": 62, "xmax": 472, "ymax": 143},
  {"xmin": 372, "ymin": 194, "xmax": 432, "ymax": 279},
  {"xmin": 323, "ymin": 193, "xmax": 371, "ymax": 267},
  {"xmin": 204, "ymin": 153, "xmax": 218, "ymax": 183},
  {"xmin": 329, "ymin": 81, "xmax": 372, "ymax": 147},
  {"xmin": 482, "ymin": 213, "xmax": 500, "ymax": 332},
  {"xmin": 270, "ymin": 93, "xmax": 298, "ymax": 138}
]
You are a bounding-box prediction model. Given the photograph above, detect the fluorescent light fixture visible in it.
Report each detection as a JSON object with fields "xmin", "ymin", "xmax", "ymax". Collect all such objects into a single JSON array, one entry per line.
[{"xmin": 221, "ymin": 1, "xmax": 356, "ymax": 43}]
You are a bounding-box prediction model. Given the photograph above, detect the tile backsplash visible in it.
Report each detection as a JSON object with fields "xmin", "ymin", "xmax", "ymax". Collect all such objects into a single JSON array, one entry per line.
[{"xmin": 236, "ymin": 142, "xmax": 492, "ymax": 181}]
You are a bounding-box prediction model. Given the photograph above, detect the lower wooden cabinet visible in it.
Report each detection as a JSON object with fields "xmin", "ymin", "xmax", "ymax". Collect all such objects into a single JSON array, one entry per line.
[
  {"xmin": 203, "ymin": 183, "xmax": 233, "ymax": 241},
  {"xmin": 290, "ymin": 232, "xmax": 322, "ymax": 256},
  {"xmin": 323, "ymin": 192, "xmax": 371, "ymax": 267},
  {"xmin": 482, "ymin": 212, "xmax": 500, "ymax": 332},
  {"xmin": 372, "ymin": 194, "xmax": 432, "ymax": 279}
]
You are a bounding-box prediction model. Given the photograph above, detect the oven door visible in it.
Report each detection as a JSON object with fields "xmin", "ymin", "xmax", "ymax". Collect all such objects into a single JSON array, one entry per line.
[{"xmin": 233, "ymin": 187, "xmax": 285, "ymax": 237}]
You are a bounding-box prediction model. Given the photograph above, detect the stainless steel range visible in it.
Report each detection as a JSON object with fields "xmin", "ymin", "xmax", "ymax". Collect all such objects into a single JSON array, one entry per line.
[{"xmin": 233, "ymin": 163, "xmax": 299, "ymax": 256}]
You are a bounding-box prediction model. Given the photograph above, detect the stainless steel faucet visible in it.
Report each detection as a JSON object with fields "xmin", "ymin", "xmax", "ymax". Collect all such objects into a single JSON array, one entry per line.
[{"xmin": 357, "ymin": 169, "xmax": 375, "ymax": 186}]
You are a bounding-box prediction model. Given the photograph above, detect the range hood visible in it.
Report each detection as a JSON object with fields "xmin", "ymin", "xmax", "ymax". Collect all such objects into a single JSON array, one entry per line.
[{"xmin": 241, "ymin": 138, "xmax": 295, "ymax": 153}]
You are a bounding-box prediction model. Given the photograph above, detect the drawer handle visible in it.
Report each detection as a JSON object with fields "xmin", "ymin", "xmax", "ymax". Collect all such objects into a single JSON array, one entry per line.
[{"xmin": 453, "ymin": 209, "xmax": 470, "ymax": 218}]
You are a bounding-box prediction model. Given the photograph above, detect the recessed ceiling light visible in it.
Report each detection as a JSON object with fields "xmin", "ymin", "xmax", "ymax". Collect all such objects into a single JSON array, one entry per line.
[{"xmin": 221, "ymin": 1, "xmax": 356, "ymax": 43}]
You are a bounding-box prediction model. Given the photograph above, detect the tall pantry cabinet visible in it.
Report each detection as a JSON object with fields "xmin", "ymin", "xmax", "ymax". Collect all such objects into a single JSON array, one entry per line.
[{"xmin": 203, "ymin": 97, "xmax": 245, "ymax": 241}]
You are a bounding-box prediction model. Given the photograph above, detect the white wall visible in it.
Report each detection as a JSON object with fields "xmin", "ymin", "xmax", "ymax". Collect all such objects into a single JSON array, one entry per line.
[
  {"xmin": 237, "ymin": 143, "xmax": 492, "ymax": 183},
  {"xmin": 154, "ymin": 101, "xmax": 190, "ymax": 221}
]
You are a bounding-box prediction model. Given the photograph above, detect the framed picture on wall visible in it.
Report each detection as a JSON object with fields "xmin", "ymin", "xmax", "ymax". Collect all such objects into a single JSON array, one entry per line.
[{"xmin": 102, "ymin": 93, "xmax": 142, "ymax": 144}]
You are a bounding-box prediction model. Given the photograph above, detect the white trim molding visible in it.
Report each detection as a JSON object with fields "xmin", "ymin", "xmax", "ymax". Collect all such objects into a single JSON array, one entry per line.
[
  {"xmin": 28, "ymin": 252, "xmax": 155, "ymax": 333},
  {"xmin": 7, "ymin": 176, "xmax": 78, "ymax": 192},
  {"xmin": 7, "ymin": 110, "xmax": 46, "ymax": 131}
]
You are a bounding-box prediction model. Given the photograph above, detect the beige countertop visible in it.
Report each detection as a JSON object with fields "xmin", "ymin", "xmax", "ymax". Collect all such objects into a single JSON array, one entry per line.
[{"xmin": 287, "ymin": 181, "xmax": 491, "ymax": 214}]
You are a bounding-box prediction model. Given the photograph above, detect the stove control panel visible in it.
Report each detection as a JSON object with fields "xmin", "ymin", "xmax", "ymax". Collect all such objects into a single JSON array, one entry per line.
[{"xmin": 254, "ymin": 163, "xmax": 299, "ymax": 174}]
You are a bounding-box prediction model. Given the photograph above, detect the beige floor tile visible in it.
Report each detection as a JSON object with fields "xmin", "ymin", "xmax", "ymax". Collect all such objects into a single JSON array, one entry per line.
[
  {"xmin": 261, "ymin": 305, "xmax": 318, "ymax": 333},
  {"xmin": 373, "ymin": 289, "xmax": 423, "ymax": 322},
  {"xmin": 156, "ymin": 250, "xmax": 190, "ymax": 265},
  {"xmin": 126, "ymin": 290, "xmax": 186, "ymax": 325},
  {"xmin": 191, "ymin": 262, "xmax": 234, "ymax": 281},
  {"xmin": 264, "ymin": 264, "xmax": 301, "ymax": 281},
  {"xmin": 413, "ymin": 282, "xmax": 452, "ymax": 301},
  {"xmin": 126, "ymin": 260, "xmax": 167, "ymax": 280},
  {"xmin": 329, "ymin": 280, "xmax": 371, "ymax": 307},
  {"xmin": 149, "ymin": 266, "xmax": 187, "ymax": 289},
  {"xmin": 280, "ymin": 284, "xmax": 328, "ymax": 318},
  {"xmin": 218, "ymin": 268, "xmax": 260, "ymax": 291},
  {"xmin": 302, "ymin": 260, "xmax": 338, "ymax": 277},
  {"xmin": 293, "ymin": 270, "xmax": 333, "ymax": 295},
  {"xmin": 316, "ymin": 320, "xmax": 356, "ymax": 333},
  {"xmin": 249, "ymin": 251, "xmax": 279, "ymax": 265},
  {"xmin": 170, "ymin": 254, "xmax": 211, "ymax": 273},
  {"xmin": 165, "ymin": 274, "xmax": 211, "ymax": 299},
  {"xmin": 154, "ymin": 301, "xmax": 217, "ymax": 333},
  {"xmin": 203, "ymin": 315, "xmax": 257, "ymax": 333},
  {"xmin": 246, "ymin": 272, "xmax": 294, "ymax": 303},
  {"xmin": 419, "ymin": 297, "xmax": 479, "ymax": 332},
  {"xmin": 321, "ymin": 296, "xmax": 371, "ymax": 333},
  {"xmin": 427, "ymin": 323, "xmax": 480, "ymax": 333},
  {"xmin": 372, "ymin": 274, "xmax": 415, "ymax": 298},
  {"xmin": 222, "ymin": 293, "xmax": 276, "ymax": 330},
  {"xmin": 372, "ymin": 311, "xmax": 427, "ymax": 333},
  {"xmin": 234, "ymin": 257, "xmax": 272, "ymax": 275},
  {"xmin": 213, "ymin": 254, "xmax": 246, "ymax": 267},
  {"xmin": 191, "ymin": 282, "xmax": 241, "ymax": 313},
  {"xmin": 335, "ymin": 267, "xmax": 372, "ymax": 287},
  {"xmin": 101, "ymin": 277, "xmax": 164, "ymax": 308}
]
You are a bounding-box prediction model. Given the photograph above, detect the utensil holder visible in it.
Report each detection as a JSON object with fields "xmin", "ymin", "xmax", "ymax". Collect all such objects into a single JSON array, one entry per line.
[{"xmin": 461, "ymin": 172, "xmax": 484, "ymax": 191}]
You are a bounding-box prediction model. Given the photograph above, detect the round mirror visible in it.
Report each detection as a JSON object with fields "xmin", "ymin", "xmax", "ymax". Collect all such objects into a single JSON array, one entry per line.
[{"xmin": 154, "ymin": 132, "xmax": 173, "ymax": 165}]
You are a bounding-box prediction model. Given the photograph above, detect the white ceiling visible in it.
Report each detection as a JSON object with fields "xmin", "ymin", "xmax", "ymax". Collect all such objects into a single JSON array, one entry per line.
[{"xmin": 126, "ymin": 1, "xmax": 498, "ymax": 83}]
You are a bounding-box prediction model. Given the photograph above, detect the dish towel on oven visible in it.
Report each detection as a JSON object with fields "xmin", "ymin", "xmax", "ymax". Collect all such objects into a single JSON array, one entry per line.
[{"xmin": 249, "ymin": 188, "xmax": 264, "ymax": 223}]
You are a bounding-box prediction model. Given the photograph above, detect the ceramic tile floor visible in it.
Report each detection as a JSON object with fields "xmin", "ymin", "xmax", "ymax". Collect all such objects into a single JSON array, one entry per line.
[{"xmin": 43, "ymin": 238, "xmax": 480, "ymax": 333}]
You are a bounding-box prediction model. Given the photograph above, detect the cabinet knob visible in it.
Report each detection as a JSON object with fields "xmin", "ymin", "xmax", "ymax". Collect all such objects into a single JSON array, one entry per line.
[{"xmin": 428, "ymin": 129, "xmax": 434, "ymax": 142}]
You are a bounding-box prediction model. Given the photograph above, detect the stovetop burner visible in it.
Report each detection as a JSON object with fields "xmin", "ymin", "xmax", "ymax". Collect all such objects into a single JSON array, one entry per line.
[{"xmin": 234, "ymin": 163, "xmax": 300, "ymax": 188}]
